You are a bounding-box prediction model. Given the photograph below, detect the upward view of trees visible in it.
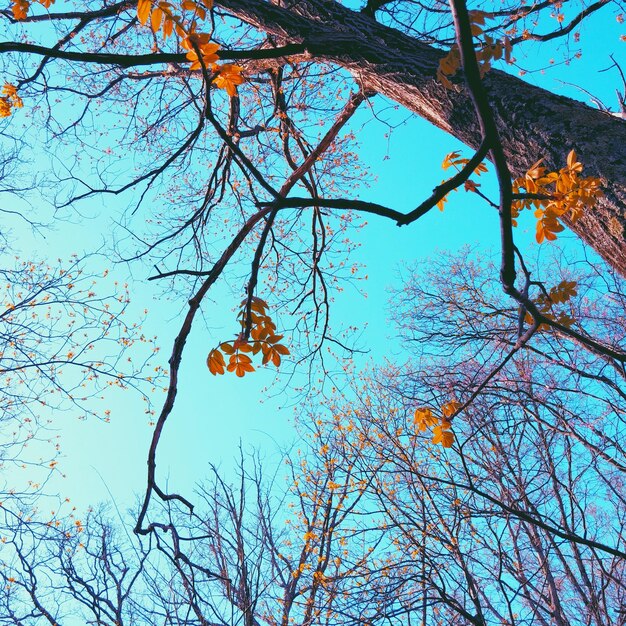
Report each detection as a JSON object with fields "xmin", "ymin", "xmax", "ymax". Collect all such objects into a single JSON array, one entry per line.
[
  {"xmin": 2, "ymin": 250, "xmax": 626, "ymax": 625},
  {"xmin": 1, "ymin": 0, "xmax": 626, "ymax": 623}
]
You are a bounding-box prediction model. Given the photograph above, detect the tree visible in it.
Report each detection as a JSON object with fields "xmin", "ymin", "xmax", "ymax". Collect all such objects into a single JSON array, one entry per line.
[
  {"xmin": 2, "ymin": 243, "xmax": 625, "ymax": 625},
  {"xmin": 0, "ymin": 247, "xmax": 162, "ymax": 504},
  {"xmin": 336, "ymin": 248, "xmax": 626, "ymax": 624},
  {"xmin": 2, "ymin": 0, "xmax": 625, "ymax": 269},
  {"xmin": 210, "ymin": 0, "xmax": 626, "ymax": 274},
  {"xmin": 2, "ymin": 0, "xmax": 626, "ymax": 574}
]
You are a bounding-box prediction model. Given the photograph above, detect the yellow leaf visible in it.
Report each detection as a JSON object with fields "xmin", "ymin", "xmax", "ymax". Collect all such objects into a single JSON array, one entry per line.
[
  {"xmin": 0, "ymin": 99, "xmax": 11, "ymax": 118},
  {"xmin": 137, "ymin": 0, "xmax": 152, "ymax": 25},
  {"xmin": 442, "ymin": 151, "xmax": 461, "ymax": 170},
  {"xmin": 526, "ymin": 158, "xmax": 545, "ymax": 178},
  {"xmin": 213, "ymin": 63, "xmax": 244, "ymax": 97},
  {"xmin": 207, "ymin": 348, "xmax": 225, "ymax": 375},
  {"xmin": 1, "ymin": 83, "xmax": 22, "ymax": 114},
  {"xmin": 150, "ymin": 6, "xmax": 163, "ymax": 33},
  {"xmin": 567, "ymin": 149, "xmax": 577, "ymax": 170}
]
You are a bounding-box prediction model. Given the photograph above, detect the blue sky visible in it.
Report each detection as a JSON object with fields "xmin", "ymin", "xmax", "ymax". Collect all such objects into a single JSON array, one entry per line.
[{"xmin": 4, "ymin": 4, "xmax": 625, "ymax": 516}]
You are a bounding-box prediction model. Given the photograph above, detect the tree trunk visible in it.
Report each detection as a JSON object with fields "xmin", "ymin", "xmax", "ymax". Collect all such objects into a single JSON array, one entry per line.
[{"xmin": 220, "ymin": 0, "xmax": 626, "ymax": 276}]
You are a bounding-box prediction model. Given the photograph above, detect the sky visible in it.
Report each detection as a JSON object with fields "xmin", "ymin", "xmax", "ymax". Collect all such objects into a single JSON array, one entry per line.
[{"xmin": 3, "ymin": 3, "xmax": 625, "ymax": 520}]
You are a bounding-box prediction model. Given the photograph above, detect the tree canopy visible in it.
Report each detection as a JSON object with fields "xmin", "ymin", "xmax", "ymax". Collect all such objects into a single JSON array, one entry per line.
[{"xmin": 1, "ymin": 0, "xmax": 626, "ymax": 623}]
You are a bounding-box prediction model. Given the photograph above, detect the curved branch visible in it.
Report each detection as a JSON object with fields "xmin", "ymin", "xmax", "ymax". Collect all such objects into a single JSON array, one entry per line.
[{"xmin": 135, "ymin": 207, "xmax": 273, "ymax": 535}]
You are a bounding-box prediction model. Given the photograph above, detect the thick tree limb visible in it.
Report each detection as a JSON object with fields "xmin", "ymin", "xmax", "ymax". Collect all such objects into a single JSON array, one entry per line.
[
  {"xmin": 216, "ymin": 0, "xmax": 626, "ymax": 276},
  {"xmin": 5, "ymin": 0, "xmax": 624, "ymax": 273}
]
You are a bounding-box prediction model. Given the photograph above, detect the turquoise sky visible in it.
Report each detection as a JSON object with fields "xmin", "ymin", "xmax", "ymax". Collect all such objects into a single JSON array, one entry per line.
[{"xmin": 4, "ymin": 5, "xmax": 625, "ymax": 516}]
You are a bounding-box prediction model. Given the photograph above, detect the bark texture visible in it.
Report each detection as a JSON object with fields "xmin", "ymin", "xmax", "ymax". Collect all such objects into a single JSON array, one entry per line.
[{"xmin": 220, "ymin": 0, "xmax": 626, "ymax": 276}]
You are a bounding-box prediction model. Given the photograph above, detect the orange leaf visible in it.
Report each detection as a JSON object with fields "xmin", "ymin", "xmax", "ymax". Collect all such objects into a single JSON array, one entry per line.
[
  {"xmin": 567, "ymin": 149, "xmax": 577, "ymax": 169},
  {"xmin": 442, "ymin": 151, "xmax": 461, "ymax": 170},
  {"xmin": 137, "ymin": 0, "xmax": 151, "ymax": 25},
  {"xmin": 181, "ymin": 32, "xmax": 212, "ymax": 51},
  {"xmin": 11, "ymin": 0, "xmax": 30, "ymax": 19},
  {"xmin": 207, "ymin": 348, "xmax": 225, "ymax": 375},
  {"xmin": 432, "ymin": 426, "xmax": 454, "ymax": 447},
  {"xmin": 441, "ymin": 401, "xmax": 460, "ymax": 419},
  {"xmin": 414, "ymin": 407, "xmax": 437, "ymax": 432},
  {"xmin": 227, "ymin": 355, "xmax": 255, "ymax": 377},
  {"xmin": 150, "ymin": 6, "xmax": 163, "ymax": 32},
  {"xmin": 441, "ymin": 431, "xmax": 455, "ymax": 448},
  {"xmin": 162, "ymin": 15, "xmax": 174, "ymax": 39},
  {"xmin": 221, "ymin": 342, "xmax": 235, "ymax": 355},
  {"xmin": 213, "ymin": 63, "xmax": 244, "ymax": 97}
]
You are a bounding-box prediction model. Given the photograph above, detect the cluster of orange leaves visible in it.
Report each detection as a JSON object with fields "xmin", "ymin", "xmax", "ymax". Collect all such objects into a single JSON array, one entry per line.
[
  {"xmin": 180, "ymin": 34, "xmax": 244, "ymax": 96},
  {"xmin": 436, "ymin": 150, "xmax": 488, "ymax": 210},
  {"xmin": 0, "ymin": 83, "xmax": 23, "ymax": 118},
  {"xmin": 526, "ymin": 279, "xmax": 578, "ymax": 328},
  {"xmin": 9, "ymin": 0, "xmax": 244, "ymax": 98},
  {"xmin": 438, "ymin": 149, "xmax": 602, "ymax": 245},
  {"xmin": 137, "ymin": 0, "xmax": 244, "ymax": 97},
  {"xmin": 413, "ymin": 401, "xmax": 460, "ymax": 448},
  {"xmin": 438, "ymin": 11, "xmax": 512, "ymax": 89},
  {"xmin": 207, "ymin": 297, "xmax": 290, "ymax": 377},
  {"xmin": 512, "ymin": 150, "xmax": 603, "ymax": 243},
  {"xmin": 136, "ymin": 0, "xmax": 202, "ymax": 39},
  {"xmin": 10, "ymin": 0, "xmax": 52, "ymax": 20}
]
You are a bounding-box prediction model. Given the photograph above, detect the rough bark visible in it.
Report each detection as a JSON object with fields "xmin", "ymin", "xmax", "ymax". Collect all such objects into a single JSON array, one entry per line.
[{"xmin": 220, "ymin": 0, "xmax": 626, "ymax": 276}]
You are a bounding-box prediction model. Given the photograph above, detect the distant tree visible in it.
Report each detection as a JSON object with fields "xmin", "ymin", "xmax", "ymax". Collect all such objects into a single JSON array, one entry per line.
[
  {"xmin": 310, "ymin": 248, "xmax": 626, "ymax": 625},
  {"xmin": 0, "ymin": 246, "xmax": 162, "ymax": 601},
  {"xmin": 1, "ymin": 0, "xmax": 626, "ymax": 554},
  {"xmin": 4, "ymin": 247, "xmax": 626, "ymax": 625}
]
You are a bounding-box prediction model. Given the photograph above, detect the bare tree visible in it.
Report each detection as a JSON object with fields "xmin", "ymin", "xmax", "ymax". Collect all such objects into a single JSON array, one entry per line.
[
  {"xmin": 3, "ymin": 245, "xmax": 626, "ymax": 626},
  {"xmin": 2, "ymin": 0, "xmax": 626, "ymax": 586},
  {"xmin": 301, "ymin": 248, "xmax": 626, "ymax": 625}
]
